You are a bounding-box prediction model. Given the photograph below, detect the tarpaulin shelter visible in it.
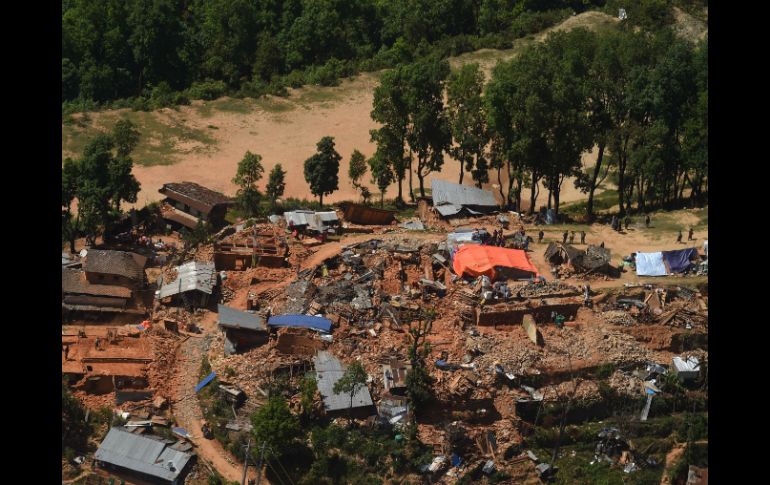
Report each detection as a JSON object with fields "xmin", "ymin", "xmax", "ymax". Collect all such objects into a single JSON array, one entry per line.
[
  {"xmin": 452, "ymin": 245, "xmax": 539, "ymax": 280},
  {"xmin": 662, "ymin": 248, "xmax": 698, "ymax": 273},
  {"xmin": 636, "ymin": 248, "xmax": 698, "ymax": 276},
  {"xmin": 635, "ymin": 252, "xmax": 667, "ymax": 276},
  {"xmin": 267, "ymin": 314, "xmax": 332, "ymax": 333}
]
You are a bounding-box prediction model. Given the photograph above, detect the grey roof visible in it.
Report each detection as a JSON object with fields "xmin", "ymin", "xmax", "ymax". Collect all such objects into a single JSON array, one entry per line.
[
  {"xmin": 217, "ymin": 304, "xmax": 266, "ymax": 331},
  {"xmin": 431, "ymin": 179, "xmax": 498, "ymax": 208},
  {"xmin": 95, "ymin": 427, "xmax": 193, "ymax": 482},
  {"xmin": 314, "ymin": 351, "xmax": 374, "ymax": 412},
  {"xmin": 284, "ymin": 210, "xmax": 339, "ymax": 231},
  {"xmin": 62, "ymin": 268, "xmax": 133, "ymax": 298},
  {"xmin": 156, "ymin": 261, "xmax": 217, "ymax": 299},
  {"xmin": 83, "ymin": 250, "xmax": 147, "ymax": 281}
]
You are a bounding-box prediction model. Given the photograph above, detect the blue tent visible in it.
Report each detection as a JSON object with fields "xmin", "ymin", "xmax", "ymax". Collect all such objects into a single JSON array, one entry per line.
[
  {"xmin": 267, "ymin": 314, "xmax": 332, "ymax": 333},
  {"xmin": 195, "ymin": 371, "xmax": 216, "ymax": 393},
  {"xmin": 662, "ymin": 248, "xmax": 698, "ymax": 273}
]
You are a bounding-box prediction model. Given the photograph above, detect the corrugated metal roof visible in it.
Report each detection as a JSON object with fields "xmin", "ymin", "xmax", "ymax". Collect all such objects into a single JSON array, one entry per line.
[
  {"xmin": 313, "ymin": 351, "xmax": 374, "ymax": 412},
  {"xmin": 431, "ymin": 179, "xmax": 498, "ymax": 208},
  {"xmin": 156, "ymin": 261, "xmax": 217, "ymax": 299},
  {"xmin": 435, "ymin": 204, "xmax": 463, "ymax": 217},
  {"xmin": 268, "ymin": 314, "xmax": 332, "ymax": 332},
  {"xmin": 217, "ymin": 304, "xmax": 266, "ymax": 331},
  {"xmin": 284, "ymin": 210, "xmax": 339, "ymax": 231},
  {"xmin": 95, "ymin": 427, "xmax": 193, "ymax": 482}
]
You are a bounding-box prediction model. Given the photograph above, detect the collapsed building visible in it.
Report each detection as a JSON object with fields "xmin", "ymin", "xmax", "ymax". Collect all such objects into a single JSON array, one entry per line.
[
  {"xmin": 213, "ymin": 227, "xmax": 288, "ymax": 270},
  {"xmin": 284, "ymin": 210, "xmax": 340, "ymax": 235},
  {"xmin": 158, "ymin": 181, "xmax": 233, "ymax": 231},
  {"xmin": 217, "ymin": 304, "xmax": 269, "ymax": 355},
  {"xmin": 62, "ymin": 329, "xmax": 152, "ymax": 395},
  {"xmin": 544, "ymin": 242, "xmax": 613, "ymax": 276}
]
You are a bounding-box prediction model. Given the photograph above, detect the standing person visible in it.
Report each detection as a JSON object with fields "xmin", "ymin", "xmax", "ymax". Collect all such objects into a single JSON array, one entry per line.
[
  {"xmin": 523, "ymin": 237, "xmax": 529, "ymax": 252},
  {"xmin": 538, "ymin": 230, "xmax": 544, "ymax": 243},
  {"xmin": 645, "ymin": 215, "xmax": 650, "ymax": 228},
  {"xmin": 703, "ymin": 239, "xmax": 708, "ymax": 258},
  {"xmin": 569, "ymin": 231, "xmax": 575, "ymax": 244},
  {"xmin": 625, "ymin": 216, "xmax": 630, "ymax": 231},
  {"xmin": 688, "ymin": 227, "xmax": 694, "ymax": 241},
  {"xmin": 562, "ymin": 230, "xmax": 568, "ymax": 244},
  {"xmin": 600, "ymin": 241, "xmax": 605, "ymax": 248},
  {"xmin": 582, "ymin": 284, "xmax": 591, "ymax": 307},
  {"xmin": 580, "ymin": 230, "xmax": 586, "ymax": 245},
  {"xmin": 676, "ymin": 230, "xmax": 683, "ymax": 243}
]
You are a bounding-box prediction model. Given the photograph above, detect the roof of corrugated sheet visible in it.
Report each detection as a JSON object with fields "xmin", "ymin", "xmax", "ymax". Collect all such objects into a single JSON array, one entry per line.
[
  {"xmin": 62, "ymin": 269, "xmax": 133, "ymax": 298},
  {"xmin": 313, "ymin": 351, "xmax": 374, "ymax": 412},
  {"xmin": 267, "ymin": 314, "xmax": 332, "ymax": 333},
  {"xmin": 431, "ymin": 179, "xmax": 498, "ymax": 208},
  {"xmin": 95, "ymin": 427, "xmax": 193, "ymax": 482},
  {"xmin": 284, "ymin": 210, "xmax": 339, "ymax": 230},
  {"xmin": 83, "ymin": 250, "xmax": 147, "ymax": 281},
  {"xmin": 217, "ymin": 304, "xmax": 266, "ymax": 331},
  {"xmin": 156, "ymin": 261, "xmax": 217, "ymax": 299}
]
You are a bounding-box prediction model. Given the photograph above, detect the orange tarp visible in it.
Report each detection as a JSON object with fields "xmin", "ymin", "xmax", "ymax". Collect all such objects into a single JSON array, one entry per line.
[{"xmin": 452, "ymin": 245, "xmax": 539, "ymax": 280}]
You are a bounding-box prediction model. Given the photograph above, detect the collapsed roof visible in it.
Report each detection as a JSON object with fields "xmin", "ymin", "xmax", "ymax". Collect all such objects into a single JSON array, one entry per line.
[
  {"xmin": 430, "ymin": 179, "xmax": 499, "ymax": 217},
  {"xmin": 544, "ymin": 242, "xmax": 612, "ymax": 273},
  {"xmin": 218, "ymin": 304, "xmax": 267, "ymax": 331},
  {"xmin": 284, "ymin": 210, "xmax": 339, "ymax": 231}
]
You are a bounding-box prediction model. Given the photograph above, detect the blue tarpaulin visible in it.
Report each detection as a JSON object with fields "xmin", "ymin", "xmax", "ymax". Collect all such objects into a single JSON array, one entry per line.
[
  {"xmin": 662, "ymin": 248, "xmax": 697, "ymax": 273},
  {"xmin": 267, "ymin": 314, "xmax": 332, "ymax": 333},
  {"xmin": 195, "ymin": 371, "xmax": 217, "ymax": 393}
]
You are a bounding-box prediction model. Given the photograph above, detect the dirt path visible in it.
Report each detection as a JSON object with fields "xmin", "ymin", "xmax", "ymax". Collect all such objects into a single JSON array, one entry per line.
[
  {"xmin": 171, "ymin": 333, "xmax": 259, "ymax": 483},
  {"xmin": 660, "ymin": 443, "xmax": 686, "ymax": 485}
]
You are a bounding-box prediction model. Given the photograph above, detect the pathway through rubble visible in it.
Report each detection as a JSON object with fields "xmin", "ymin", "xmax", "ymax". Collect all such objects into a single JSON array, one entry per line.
[{"xmin": 172, "ymin": 333, "xmax": 260, "ymax": 483}]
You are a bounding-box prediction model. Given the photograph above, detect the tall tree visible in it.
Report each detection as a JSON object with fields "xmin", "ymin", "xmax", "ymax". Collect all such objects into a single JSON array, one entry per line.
[
  {"xmin": 371, "ymin": 67, "xmax": 409, "ymax": 206},
  {"xmin": 404, "ymin": 56, "xmax": 451, "ymax": 197},
  {"xmin": 304, "ymin": 136, "xmax": 341, "ymax": 206},
  {"xmin": 405, "ymin": 311, "xmax": 435, "ymax": 417},
  {"xmin": 368, "ymin": 152, "xmax": 394, "ymax": 208},
  {"xmin": 447, "ymin": 63, "xmax": 488, "ymax": 187},
  {"xmin": 250, "ymin": 396, "xmax": 301, "ymax": 459},
  {"xmin": 348, "ymin": 149, "xmax": 370, "ymax": 203},
  {"xmin": 332, "ymin": 361, "xmax": 368, "ymax": 424},
  {"xmin": 265, "ymin": 163, "xmax": 287, "ymax": 208},
  {"xmin": 233, "ymin": 151, "xmax": 265, "ymax": 217}
]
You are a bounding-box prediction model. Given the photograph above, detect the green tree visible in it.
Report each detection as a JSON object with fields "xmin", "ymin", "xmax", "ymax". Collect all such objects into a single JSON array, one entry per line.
[
  {"xmin": 368, "ymin": 152, "xmax": 394, "ymax": 208},
  {"xmin": 333, "ymin": 361, "xmax": 368, "ymax": 424},
  {"xmin": 404, "ymin": 56, "xmax": 451, "ymax": 198},
  {"xmin": 251, "ymin": 396, "xmax": 301, "ymax": 458},
  {"xmin": 62, "ymin": 157, "xmax": 81, "ymax": 253},
  {"xmin": 232, "ymin": 151, "xmax": 265, "ymax": 217},
  {"xmin": 62, "ymin": 381, "xmax": 91, "ymax": 452},
  {"xmin": 112, "ymin": 118, "xmax": 141, "ymax": 158},
  {"xmin": 265, "ymin": 163, "xmax": 287, "ymax": 208},
  {"xmin": 182, "ymin": 219, "xmax": 212, "ymax": 248},
  {"xmin": 370, "ymin": 66, "xmax": 410, "ymax": 206},
  {"xmin": 447, "ymin": 63, "xmax": 488, "ymax": 187},
  {"xmin": 304, "ymin": 136, "xmax": 341, "ymax": 206},
  {"xmin": 348, "ymin": 149, "xmax": 369, "ymax": 203},
  {"xmin": 405, "ymin": 311, "xmax": 435, "ymax": 415}
]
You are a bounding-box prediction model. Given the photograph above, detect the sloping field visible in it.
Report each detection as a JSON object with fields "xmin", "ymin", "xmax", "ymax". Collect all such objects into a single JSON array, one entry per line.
[{"xmin": 62, "ymin": 10, "xmax": 703, "ymax": 209}]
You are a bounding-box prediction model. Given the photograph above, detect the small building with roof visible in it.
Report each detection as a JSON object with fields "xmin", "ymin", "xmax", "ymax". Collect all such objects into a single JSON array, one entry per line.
[
  {"xmin": 217, "ymin": 304, "xmax": 268, "ymax": 355},
  {"xmin": 159, "ymin": 181, "xmax": 233, "ymax": 230},
  {"xmin": 94, "ymin": 427, "xmax": 195, "ymax": 484},
  {"xmin": 313, "ymin": 351, "xmax": 375, "ymax": 419},
  {"xmin": 82, "ymin": 249, "xmax": 147, "ymax": 288},
  {"xmin": 155, "ymin": 261, "xmax": 218, "ymax": 308}
]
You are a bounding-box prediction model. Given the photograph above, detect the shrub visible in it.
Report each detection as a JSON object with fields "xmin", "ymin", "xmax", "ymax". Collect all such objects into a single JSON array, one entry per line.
[{"xmin": 186, "ymin": 80, "xmax": 228, "ymax": 101}]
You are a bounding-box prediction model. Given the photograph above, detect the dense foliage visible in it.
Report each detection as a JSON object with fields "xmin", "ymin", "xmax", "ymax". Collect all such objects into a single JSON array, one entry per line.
[{"xmin": 62, "ymin": 0, "xmax": 610, "ymax": 111}]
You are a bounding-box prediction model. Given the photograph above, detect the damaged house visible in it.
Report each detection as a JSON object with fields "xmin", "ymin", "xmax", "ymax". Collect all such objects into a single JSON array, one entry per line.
[
  {"xmin": 156, "ymin": 261, "xmax": 218, "ymax": 308},
  {"xmin": 544, "ymin": 242, "xmax": 612, "ymax": 274},
  {"xmin": 214, "ymin": 229, "xmax": 288, "ymax": 270},
  {"xmin": 95, "ymin": 427, "xmax": 195, "ymax": 485},
  {"xmin": 314, "ymin": 351, "xmax": 375, "ymax": 419},
  {"xmin": 422, "ymin": 179, "xmax": 499, "ymax": 219},
  {"xmin": 218, "ymin": 304, "xmax": 268, "ymax": 355},
  {"xmin": 62, "ymin": 330, "xmax": 152, "ymax": 394},
  {"xmin": 62, "ymin": 249, "xmax": 148, "ymax": 315},
  {"xmin": 159, "ymin": 181, "xmax": 233, "ymax": 231}
]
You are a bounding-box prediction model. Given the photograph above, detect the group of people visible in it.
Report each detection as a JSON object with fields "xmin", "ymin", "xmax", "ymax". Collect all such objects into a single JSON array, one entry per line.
[
  {"xmin": 488, "ymin": 228, "xmax": 507, "ymax": 247},
  {"xmin": 676, "ymin": 227, "xmax": 696, "ymax": 244},
  {"xmin": 562, "ymin": 230, "xmax": 587, "ymax": 245}
]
